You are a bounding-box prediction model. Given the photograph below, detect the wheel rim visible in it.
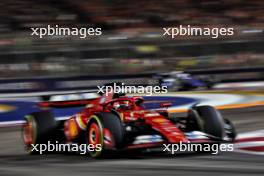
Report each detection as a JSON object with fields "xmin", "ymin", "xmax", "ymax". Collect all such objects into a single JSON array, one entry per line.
[
  {"xmin": 89, "ymin": 123, "xmax": 100, "ymax": 145},
  {"xmin": 87, "ymin": 119, "xmax": 103, "ymax": 158},
  {"xmin": 22, "ymin": 116, "xmax": 37, "ymax": 154},
  {"xmin": 23, "ymin": 121, "xmax": 34, "ymax": 146}
]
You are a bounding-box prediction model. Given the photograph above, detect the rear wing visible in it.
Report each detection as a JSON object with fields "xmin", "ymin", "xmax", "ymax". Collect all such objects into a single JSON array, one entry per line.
[{"xmin": 38, "ymin": 91, "xmax": 100, "ymax": 108}]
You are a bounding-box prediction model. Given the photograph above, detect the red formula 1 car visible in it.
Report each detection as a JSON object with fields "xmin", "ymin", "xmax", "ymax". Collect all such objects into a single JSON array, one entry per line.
[{"xmin": 22, "ymin": 91, "xmax": 236, "ymax": 157}]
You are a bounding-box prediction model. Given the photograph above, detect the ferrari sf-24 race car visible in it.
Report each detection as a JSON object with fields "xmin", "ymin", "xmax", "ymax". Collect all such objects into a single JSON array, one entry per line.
[{"xmin": 22, "ymin": 90, "xmax": 236, "ymax": 158}]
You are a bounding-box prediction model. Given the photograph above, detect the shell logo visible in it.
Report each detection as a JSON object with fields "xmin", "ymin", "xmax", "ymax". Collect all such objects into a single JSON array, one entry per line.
[
  {"xmin": 66, "ymin": 119, "xmax": 78, "ymax": 140},
  {"xmin": 0, "ymin": 104, "xmax": 16, "ymax": 113}
]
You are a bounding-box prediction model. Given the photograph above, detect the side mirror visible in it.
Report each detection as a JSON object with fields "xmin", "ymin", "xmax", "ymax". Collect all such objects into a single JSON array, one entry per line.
[{"xmin": 160, "ymin": 102, "xmax": 172, "ymax": 108}]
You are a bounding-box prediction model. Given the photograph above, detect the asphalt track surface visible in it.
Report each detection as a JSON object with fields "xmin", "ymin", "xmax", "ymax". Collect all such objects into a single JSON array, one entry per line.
[{"xmin": 0, "ymin": 107, "xmax": 263, "ymax": 176}]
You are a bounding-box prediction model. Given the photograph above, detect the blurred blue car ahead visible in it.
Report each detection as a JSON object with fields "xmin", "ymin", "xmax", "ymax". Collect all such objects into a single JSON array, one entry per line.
[{"xmin": 157, "ymin": 71, "xmax": 214, "ymax": 91}]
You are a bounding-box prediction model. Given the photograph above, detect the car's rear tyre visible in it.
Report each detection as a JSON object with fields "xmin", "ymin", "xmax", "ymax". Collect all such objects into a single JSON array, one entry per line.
[
  {"xmin": 22, "ymin": 111, "xmax": 56, "ymax": 154},
  {"xmin": 86, "ymin": 112, "xmax": 124, "ymax": 158}
]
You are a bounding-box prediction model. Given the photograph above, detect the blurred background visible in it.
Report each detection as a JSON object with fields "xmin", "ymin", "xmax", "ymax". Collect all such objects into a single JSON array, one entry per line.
[{"xmin": 0, "ymin": 0, "xmax": 263, "ymax": 82}]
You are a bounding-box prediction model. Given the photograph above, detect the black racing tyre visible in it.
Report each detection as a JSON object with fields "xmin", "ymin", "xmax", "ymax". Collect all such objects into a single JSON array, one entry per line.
[
  {"xmin": 22, "ymin": 110, "xmax": 56, "ymax": 154},
  {"xmin": 224, "ymin": 118, "xmax": 237, "ymax": 141},
  {"xmin": 186, "ymin": 109, "xmax": 203, "ymax": 132},
  {"xmin": 86, "ymin": 112, "xmax": 124, "ymax": 158},
  {"xmin": 196, "ymin": 106, "xmax": 225, "ymax": 139}
]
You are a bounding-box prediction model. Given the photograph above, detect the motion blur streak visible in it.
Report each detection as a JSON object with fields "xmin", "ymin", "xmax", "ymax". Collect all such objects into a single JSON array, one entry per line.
[
  {"xmin": 0, "ymin": 107, "xmax": 264, "ymax": 176},
  {"xmin": 0, "ymin": 0, "xmax": 263, "ymax": 175}
]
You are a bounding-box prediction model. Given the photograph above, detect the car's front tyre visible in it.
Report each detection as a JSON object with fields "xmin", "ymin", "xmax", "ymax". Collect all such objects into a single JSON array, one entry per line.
[{"xmin": 86, "ymin": 112, "xmax": 124, "ymax": 158}]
